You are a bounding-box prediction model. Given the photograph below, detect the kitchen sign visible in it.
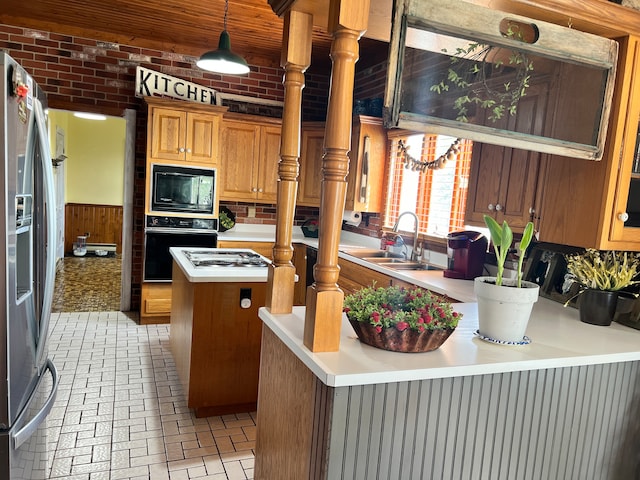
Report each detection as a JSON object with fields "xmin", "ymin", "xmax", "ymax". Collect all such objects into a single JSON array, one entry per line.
[
  {"xmin": 135, "ymin": 66, "xmax": 219, "ymax": 105},
  {"xmin": 134, "ymin": 66, "xmax": 284, "ymax": 109}
]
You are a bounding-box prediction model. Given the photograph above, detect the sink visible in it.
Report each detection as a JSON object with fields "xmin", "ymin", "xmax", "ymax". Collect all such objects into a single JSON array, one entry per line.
[
  {"xmin": 341, "ymin": 248, "xmax": 405, "ymax": 259},
  {"xmin": 361, "ymin": 257, "xmax": 409, "ymax": 264},
  {"xmin": 375, "ymin": 262, "xmax": 443, "ymax": 271}
]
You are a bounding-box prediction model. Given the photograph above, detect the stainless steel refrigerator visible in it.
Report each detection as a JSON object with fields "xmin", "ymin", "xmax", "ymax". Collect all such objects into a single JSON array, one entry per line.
[{"xmin": 0, "ymin": 53, "xmax": 59, "ymax": 480}]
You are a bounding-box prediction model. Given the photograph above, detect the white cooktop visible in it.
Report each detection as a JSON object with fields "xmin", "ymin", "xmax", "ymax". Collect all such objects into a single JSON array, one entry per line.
[{"xmin": 170, "ymin": 248, "xmax": 271, "ymax": 283}]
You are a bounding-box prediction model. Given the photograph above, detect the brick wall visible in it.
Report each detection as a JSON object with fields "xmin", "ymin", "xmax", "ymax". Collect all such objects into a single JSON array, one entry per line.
[
  {"xmin": 0, "ymin": 23, "xmax": 331, "ymax": 311},
  {"xmin": 221, "ymin": 201, "xmax": 319, "ymax": 226},
  {"xmin": 354, "ymin": 60, "xmax": 387, "ymax": 101}
]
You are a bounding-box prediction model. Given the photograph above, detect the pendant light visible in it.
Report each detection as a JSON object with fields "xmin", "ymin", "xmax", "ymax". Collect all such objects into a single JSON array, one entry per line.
[{"xmin": 197, "ymin": 0, "xmax": 250, "ymax": 75}]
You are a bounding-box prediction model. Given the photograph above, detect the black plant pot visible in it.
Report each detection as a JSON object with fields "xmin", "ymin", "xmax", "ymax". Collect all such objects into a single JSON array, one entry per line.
[{"xmin": 579, "ymin": 289, "xmax": 619, "ymax": 326}]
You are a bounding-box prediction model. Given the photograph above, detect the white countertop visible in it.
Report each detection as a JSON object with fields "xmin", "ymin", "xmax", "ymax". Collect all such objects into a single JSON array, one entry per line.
[
  {"xmin": 217, "ymin": 224, "xmax": 305, "ymax": 243},
  {"xmin": 258, "ymin": 299, "xmax": 640, "ymax": 387},
  {"xmin": 170, "ymin": 247, "xmax": 270, "ymax": 282},
  {"xmin": 218, "ymin": 225, "xmax": 473, "ymax": 299}
]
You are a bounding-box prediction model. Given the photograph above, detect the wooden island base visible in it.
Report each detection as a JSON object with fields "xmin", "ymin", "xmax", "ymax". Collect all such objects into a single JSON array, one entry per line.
[{"xmin": 170, "ymin": 262, "xmax": 266, "ymax": 417}]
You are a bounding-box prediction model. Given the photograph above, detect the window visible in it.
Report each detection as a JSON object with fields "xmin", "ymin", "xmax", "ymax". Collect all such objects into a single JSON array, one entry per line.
[{"xmin": 384, "ymin": 132, "xmax": 473, "ymax": 237}]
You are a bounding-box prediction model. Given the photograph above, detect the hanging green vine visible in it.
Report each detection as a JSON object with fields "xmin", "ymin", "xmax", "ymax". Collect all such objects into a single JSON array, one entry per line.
[{"xmin": 429, "ymin": 26, "xmax": 534, "ymax": 123}]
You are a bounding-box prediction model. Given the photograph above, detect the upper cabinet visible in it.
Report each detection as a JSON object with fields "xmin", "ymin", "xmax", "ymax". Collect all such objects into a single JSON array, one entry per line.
[
  {"xmin": 345, "ymin": 116, "xmax": 387, "ymax": 213},
  {"xmin": 298, "ymin": 123, "xmax": 325, "ymax": 207},
  {"xmin": 146, "ymin": 97, "xmax": 226, "ymax": 166},
  {"xmin": 219, "ymin": 115, "xmax": 282, "ymax": 204},
  {"xmin": 538, "ymin": 36, "xmax": 640, "ymax": 251},
  {"xmin": 466, "ymin": 83, "xmax": 550, "ymax": 231},
  {"xmin": 298, "ymin": 116, "xmax": 387, "ymax": 212}
]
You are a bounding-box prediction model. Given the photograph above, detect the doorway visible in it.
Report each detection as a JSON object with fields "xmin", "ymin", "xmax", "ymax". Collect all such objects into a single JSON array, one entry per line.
[{"xmin": 48, "ymin": 109, "xmax": 134, "ymax": 312}]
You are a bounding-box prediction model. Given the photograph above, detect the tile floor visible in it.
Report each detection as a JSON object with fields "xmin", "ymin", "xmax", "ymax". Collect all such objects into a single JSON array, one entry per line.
[
  {"xmin": 52, "ymin": 254, "xmax": 122, "ymax": 312},
  {"xmin": 48, "ymin": 257, "xmax": 256, "ymax": 479}
]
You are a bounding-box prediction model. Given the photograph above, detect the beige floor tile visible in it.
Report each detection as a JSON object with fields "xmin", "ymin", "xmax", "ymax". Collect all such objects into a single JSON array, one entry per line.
[{"xmin": 48, "ymin": 311, "xmax": 256, "ymax": 480}]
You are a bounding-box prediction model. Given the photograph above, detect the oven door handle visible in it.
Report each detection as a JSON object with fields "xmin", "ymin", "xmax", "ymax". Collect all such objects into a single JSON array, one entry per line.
[{"xmin": 145, "ymin": 227, "xmax": 218, "ymax": 235}]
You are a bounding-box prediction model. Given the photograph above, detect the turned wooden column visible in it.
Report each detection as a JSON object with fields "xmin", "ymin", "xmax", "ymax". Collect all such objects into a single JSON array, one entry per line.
[
  {"xmin": 266, "ymin": 10, "xmax": 313, "ymax": 313},
  {"xmin": 304, "ymin": 1, "xmax": 370, "ymax": 352}
]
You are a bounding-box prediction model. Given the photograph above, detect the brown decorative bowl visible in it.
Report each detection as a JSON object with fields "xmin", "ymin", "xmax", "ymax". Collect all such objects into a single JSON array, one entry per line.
[{"xmin": 347, "ymin": 316, "xmax": 455, "ymax": 353}]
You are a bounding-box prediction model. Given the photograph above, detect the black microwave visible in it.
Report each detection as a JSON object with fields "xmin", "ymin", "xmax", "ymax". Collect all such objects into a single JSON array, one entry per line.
[{"xmin": 150, "ymin": 164, "xmax": 216, "ymax": 215}]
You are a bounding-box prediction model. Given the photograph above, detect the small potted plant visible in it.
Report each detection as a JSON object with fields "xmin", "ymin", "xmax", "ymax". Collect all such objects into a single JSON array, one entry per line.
[
  {"xmin": 474, "ymin": 216, "xmax": 539, "ymax": 344},
  {"xmin": 564, "ymin": 249, "xmax": 640, "ymax": 326},
  {"xmin": 343, "ymin": 285, "xmax": 462, "ymax": 353}
]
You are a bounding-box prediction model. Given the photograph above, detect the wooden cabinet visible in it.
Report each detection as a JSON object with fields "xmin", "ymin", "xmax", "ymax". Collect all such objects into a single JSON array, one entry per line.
[
  {"xmin": 146, "ymin": 98, "xmax": 225, "ymax": 166},
  {"xmin": 219, "ymin": 116, "xmax": 281, "ymax": 203},
  {"xmin": 390, "ymin": 277, "xmax": 457, "ymax": 303},
  {"xmin": 465, "ymin": 83, "xmax": 549, "ymax": 230},
  {"xmin": 292, "ymin": 243, "xmax": 307, "ymax": 305},
  {"xmin": 538, "ymin": 36, "xmax": 640, "ymax": 251},
  {"xmin": 297, "ymin": 116, "xmax": 387, "ymax": 211},
  {"xmin": 217, "ymin": 240, "xmax": 274, "ymax": 260},
  {"xmin": 345, "ymin": 115, "xmax": 387, "ymax": 213},
  {"xmin": 170, "ymin": 264, "xmax": 265, "ymax": 417},
  {"xmin": 297, "ymin": 123, "xmax": 325, "ymax": 206},
  {"xmin": 140, "ymin": 283, "xmax": 172, "ymax": 324},
  {"xmin": 337, "ymin": 257, "xmax": 392, "ymax": 296}
]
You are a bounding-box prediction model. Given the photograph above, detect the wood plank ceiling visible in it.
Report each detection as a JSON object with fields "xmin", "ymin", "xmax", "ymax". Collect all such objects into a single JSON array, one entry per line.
[{"xmin": 0, "ymin": 0, "xmax": 387, "ymax": 69}]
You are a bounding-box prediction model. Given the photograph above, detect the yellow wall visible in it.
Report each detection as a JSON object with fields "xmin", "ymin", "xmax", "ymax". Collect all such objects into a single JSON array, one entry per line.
[{"xmin": 48, "ymin": 110, "xmax": 126, "ymax": 206}]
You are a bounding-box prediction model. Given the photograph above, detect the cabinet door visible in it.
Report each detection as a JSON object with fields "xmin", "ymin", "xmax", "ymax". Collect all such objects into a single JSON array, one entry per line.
[
  {"xmin": 257, "ymin": 126, "xmax": 281, "ymax": 203},
  {"xmin": 537, "ymin": 36, "xmax": 640, "ymax": 250},
  {"xmin": 140, "ymin": 283, "xmax": 172, "ymax": 324},
  {"xmin": 465, "ymin": 142, "xmax": 506, "ymax": 225},
  {"xmin": 217, "ymin": 240, "xmax": 274, "ymax": 260},
  {"xmin": 466, "ymin": 84, "xmax": 546, "ymax": 230},
  {"xmin": 220, "ymin": 121, "xmax": 260, "ymax": 200},
  {"xmin": 186, "ymin": 113, "xmax": 219, "ymax": 165},
  {"xmin": 298, "ymin": 126, "xmax": 325, "ymax": 206},
  {"xmin": 608, "ymin": 38, "xmax": 640, "ymax": 247},
  {"xmin": 292, "ymin": 244, "xmax": 307, "ymax": 305},
  {"xmin": 345, "ymin": 116, "xmax": 386, "ymax": 213},
  {"xmin": 150, "ymin": 108, "xmax": 187, "ymax": 161}
]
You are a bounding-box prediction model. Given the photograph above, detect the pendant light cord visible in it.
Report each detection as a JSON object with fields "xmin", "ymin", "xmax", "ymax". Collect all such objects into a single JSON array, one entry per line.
[{"xmin": 224, "ymin": 0, "xmax": 229, "ymax": 31}]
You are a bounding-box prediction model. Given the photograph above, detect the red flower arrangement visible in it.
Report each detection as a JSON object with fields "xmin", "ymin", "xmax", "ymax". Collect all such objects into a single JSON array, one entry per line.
[{"xmin": 343, "ymin": 285, "xmax": 461, "ymax": 352}]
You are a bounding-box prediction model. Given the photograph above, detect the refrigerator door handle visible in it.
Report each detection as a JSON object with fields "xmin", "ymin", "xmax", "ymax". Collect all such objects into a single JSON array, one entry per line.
[
  {"xmin": 32, "ymin": 99, "xmax": 57, "ymax": 369},
  {"xmin": 12, "ymin": 359, "xmax": 59, "ymax": 450}
]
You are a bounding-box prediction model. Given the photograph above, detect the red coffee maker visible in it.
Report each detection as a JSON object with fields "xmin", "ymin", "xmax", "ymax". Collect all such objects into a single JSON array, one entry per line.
[{"xmin": 443, "ymin": 230, "xmax": 488, "ymax": 279}]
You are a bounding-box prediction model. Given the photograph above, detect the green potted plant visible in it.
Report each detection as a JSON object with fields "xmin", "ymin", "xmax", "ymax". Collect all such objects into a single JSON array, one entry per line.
[
  {"xmin": 474, "ymin": 216, "xmax": 539, "ymax": 344},
  {"xmin": 343, "ymin": 285, "xmax": 462, "ymax": 353},
  {"xmin": 564, "ymin": 249, "xmax": 640, "ymax": 326}
]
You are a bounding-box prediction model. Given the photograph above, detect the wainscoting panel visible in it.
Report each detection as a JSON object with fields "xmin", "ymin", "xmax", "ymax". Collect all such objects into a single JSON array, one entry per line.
[
  {"xmin": 326, "ymin": 362, "xmax": 640, "ymax": 480},
  {"xmin": 64, "ymin": 203, "xmax": 123, "ymax": 253}
]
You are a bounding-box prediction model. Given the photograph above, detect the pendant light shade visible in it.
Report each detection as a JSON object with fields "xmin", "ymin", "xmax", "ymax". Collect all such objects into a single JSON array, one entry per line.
[{"xmin": 197, "ymin": 0, "xmax": 249, "ymax": 75}]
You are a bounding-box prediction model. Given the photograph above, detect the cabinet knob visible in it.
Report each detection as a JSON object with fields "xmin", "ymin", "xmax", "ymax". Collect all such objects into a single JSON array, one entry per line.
[
  {"xmin": 252, "ymin": 187, "xmax": 257, "ymax": 192},
  {"xmin": 258, "ymin": 188, "xmax": 263, "ymax": 193},
  {"xmin": 495, "ymin": 204, "xmax": 503, "ymax": 212},
  {"xmin": 186, "ymin": 148, "xmax": 192, "ymax": 153},
  {"xmin": 179, "ymin": 147, "xmax": 185, "ymax": 153},
  {"xmin": 488, "ymin": 203, "xmax": 494, "ymax": 211},
  {"xmin": 618, "ymin": 212, "xmax": 629, "ymax": 223}
]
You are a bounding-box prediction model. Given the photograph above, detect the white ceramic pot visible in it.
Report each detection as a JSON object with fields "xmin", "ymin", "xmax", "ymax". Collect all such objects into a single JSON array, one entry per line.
[{"xmin": 474, "ymin": 276, "xmax": 540, "ymax": 343}]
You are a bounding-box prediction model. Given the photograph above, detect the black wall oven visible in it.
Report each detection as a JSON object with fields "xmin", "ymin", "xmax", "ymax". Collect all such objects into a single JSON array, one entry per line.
[{"xmin": 144, "ymin": 216, "xmax": 218, "ymax": 282}]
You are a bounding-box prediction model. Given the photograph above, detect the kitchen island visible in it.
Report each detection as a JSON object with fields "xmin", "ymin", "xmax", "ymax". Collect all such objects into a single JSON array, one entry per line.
[
  {"xmin": 255, "ymin": 299, "xmax": 640, "ymax": 479},
  {"xmin": 169, "ymin": 248, "xmax": 269, "ymax": 417}
]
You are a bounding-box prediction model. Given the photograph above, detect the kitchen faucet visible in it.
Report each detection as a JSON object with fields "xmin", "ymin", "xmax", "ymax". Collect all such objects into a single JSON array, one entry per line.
[{"xmin": 392, "ymin": 211, "xmax": 420, "ymax": 261}]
